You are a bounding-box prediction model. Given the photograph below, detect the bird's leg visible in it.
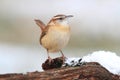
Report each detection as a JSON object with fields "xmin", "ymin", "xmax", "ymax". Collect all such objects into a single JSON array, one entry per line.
[
  {"xmin": 60, "ymin": 50, "xmax": 66, "ymax": 61},
  {"xmin": 47, "ymin": 51, "xmax": 53, "ymax": 63}
]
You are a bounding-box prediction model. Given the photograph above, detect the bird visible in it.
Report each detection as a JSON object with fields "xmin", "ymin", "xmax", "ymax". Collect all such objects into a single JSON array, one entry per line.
[{"xmin": 35, "ymin": 14, "xmax": 73, "ymax": 62}]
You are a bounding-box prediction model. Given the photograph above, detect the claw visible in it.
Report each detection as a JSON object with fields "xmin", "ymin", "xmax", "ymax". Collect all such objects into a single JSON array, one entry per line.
[
  {"xmin": 60, "ymin": 50, "xmax": 66, "ymax": 61},
  {"xmin": 48, "ymin": 56, "xmax": 54, "ymax": 64}
]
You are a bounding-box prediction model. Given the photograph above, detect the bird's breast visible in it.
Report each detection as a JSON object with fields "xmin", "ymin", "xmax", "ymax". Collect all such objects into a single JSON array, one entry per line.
[{"xmin": 41, "ymin": 26, "xmax": 70, "ymax": 52}]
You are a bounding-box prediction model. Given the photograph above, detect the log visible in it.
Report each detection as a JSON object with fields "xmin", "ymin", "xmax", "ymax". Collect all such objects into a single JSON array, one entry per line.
[{"xmin": 0, "ymin": 57, "xmax": 120, "ymax": 80}]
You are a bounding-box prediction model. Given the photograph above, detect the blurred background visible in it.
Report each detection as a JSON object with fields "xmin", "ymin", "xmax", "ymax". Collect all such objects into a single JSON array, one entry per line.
[{"xmin": 0, "ymin": 0, "xmax": 120, "ymax": 74}]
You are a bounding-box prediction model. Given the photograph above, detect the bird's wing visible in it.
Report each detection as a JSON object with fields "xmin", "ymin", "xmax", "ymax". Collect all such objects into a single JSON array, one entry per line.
[
  {"xmin": 39, "ymin": 25, "xmax": 50, "ymax": 44},
  {"xmin": 34, "ymin": 19, "xmax": 46, "ymax": 31}
]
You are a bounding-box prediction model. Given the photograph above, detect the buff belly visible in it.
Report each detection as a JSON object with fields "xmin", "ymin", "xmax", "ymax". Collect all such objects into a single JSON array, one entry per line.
[{"xmin": 41, "ymin": 27, "xmax": 70, "ymax": 53}]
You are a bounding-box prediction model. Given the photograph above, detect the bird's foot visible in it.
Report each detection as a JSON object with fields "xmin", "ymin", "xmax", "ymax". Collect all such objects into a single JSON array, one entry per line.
[
  {"xmin": 60, "ymin": 50, "xmax": 67, "ymax": 62},
  {"xmin": 61, "ymin": 55, "xmax": 67, "ymax": 62},
  {"xmin": 48, "ymin": 56, "xmax": 54, "ymax": 64}
]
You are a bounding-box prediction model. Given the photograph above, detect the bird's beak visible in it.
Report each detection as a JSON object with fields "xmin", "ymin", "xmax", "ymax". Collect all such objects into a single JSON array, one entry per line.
[{"xmin": 66, "ymin": 15, "xmax": 73, "ymax": 18}]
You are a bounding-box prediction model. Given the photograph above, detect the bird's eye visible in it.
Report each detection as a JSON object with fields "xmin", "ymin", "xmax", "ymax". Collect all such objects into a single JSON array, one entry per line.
[{"xmin": 59, "ymin": 18, "xmax": 63, "ymax": 20}]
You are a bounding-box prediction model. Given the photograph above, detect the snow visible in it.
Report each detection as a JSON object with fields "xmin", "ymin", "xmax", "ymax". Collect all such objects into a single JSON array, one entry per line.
[
  {"xmin": 65, "ymin": 51, "xmax": 120, "ymax": 75},
  {"xmin": 64, "ymin": 58, "xmax": 82, "ymax": 67}
]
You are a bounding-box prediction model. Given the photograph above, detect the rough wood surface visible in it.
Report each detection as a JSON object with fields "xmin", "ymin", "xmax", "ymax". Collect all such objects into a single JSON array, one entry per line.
[{"xmin": 0, "ymin": 58, "xmax": 120, "ymax": 80}]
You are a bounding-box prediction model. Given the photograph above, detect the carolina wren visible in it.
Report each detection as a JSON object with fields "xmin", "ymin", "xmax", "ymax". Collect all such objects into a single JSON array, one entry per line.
[{"xmin": 35, "ymin": 14, "xmax": 73, "ymax": 62}]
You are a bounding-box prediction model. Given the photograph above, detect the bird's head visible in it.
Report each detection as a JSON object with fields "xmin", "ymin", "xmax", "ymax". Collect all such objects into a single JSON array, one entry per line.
[{"xmin": 48, "ymin": 14, "xmax": 73, "ymax": 26}]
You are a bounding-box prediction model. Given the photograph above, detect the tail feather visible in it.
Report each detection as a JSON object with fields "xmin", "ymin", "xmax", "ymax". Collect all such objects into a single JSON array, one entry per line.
[{"xmin": 34, "ymin": 19, "xmax": 46, "ymax": 31}]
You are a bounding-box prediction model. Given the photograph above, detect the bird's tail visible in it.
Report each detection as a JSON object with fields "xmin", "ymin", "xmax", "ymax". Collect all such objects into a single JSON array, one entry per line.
[{"xmin": 34, "ymin": 19, "xmax": 46, "ymax": 31}]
